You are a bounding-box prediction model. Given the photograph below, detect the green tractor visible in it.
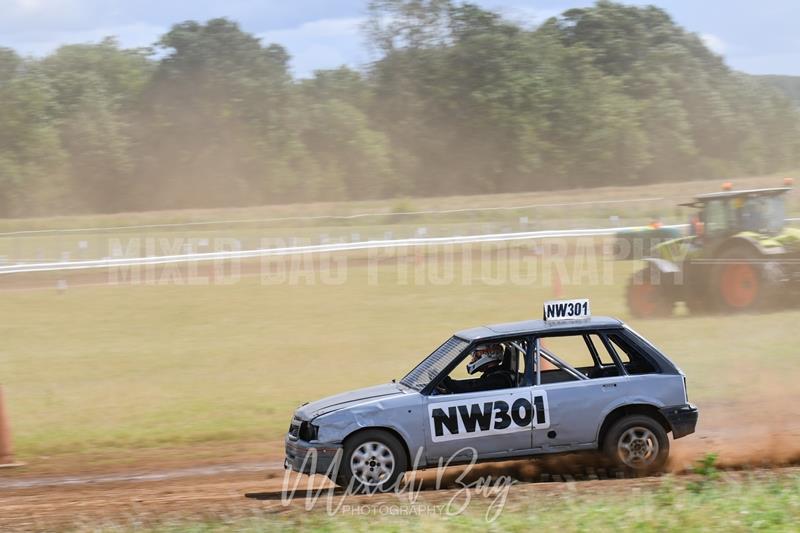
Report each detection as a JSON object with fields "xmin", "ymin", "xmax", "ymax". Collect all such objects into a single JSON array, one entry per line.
[
  {"xmin": 613, "ymin": 221, "xmax": 682, "ymax": 260},
  {"xmin": 627, "ymin": 185, "xmax": 800, "ymax": 317}
]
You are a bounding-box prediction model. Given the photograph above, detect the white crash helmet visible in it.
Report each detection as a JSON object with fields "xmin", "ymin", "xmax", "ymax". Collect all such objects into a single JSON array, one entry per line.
[{"xmin": 466, "ymin": 344, "xmax": 504, "ymax": 375}]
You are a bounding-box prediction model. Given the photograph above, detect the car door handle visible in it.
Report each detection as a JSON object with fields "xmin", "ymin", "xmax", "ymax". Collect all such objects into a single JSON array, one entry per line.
[{"xmin": 601, "ymin": 383, "xmax": 617, "ymax": 389}]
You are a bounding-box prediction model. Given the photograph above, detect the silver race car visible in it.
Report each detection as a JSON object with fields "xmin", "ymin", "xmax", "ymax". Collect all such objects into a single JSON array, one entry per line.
[{"xmin": 285, "ymin": 299, "xmax": 697, "ymax": 490}]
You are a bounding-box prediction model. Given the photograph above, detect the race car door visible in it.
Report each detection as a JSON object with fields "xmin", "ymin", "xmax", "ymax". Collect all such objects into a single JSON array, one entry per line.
[
  {"xmin": 424, "ymin": 339, "xmax": 541, "ymax": 463},
  {"xmin": 531, "ymin": 332, "xmax": 628, "ymax": 450}
]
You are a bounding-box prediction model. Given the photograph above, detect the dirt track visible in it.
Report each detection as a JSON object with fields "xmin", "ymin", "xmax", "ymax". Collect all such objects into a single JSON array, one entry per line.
[
  {"xmin": 2, "ymin": 400, "xmax": 800, "ymax": 532},
  {"xmin": 2, "ymin": 460, "xmax": 799, "ymax": 533}
]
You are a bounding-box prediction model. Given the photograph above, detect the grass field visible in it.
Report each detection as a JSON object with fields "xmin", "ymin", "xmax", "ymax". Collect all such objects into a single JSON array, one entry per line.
[
  {"xmin": 2, "ymin": 172, "xmax": 798, "ymax": 262},
  {"xmin": 2, "ymin": 177, "xmax": 800, "ymax": 532},
  {"xmin": 2, "ymin": 172, "xmax": 799, "ymax": 463},
  {"xmin": 1, "ymin": 251, "xmax": 799, "ymax": 460},
  {"xmin": 3, "ymin": 172, "xmax": 798, "ymax": 232}
]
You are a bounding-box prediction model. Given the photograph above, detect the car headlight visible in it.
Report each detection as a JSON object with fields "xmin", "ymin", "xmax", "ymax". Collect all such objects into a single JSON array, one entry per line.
[{"xmin": 298, "ymin": 421, "xmax": 319, "ymax": 441}]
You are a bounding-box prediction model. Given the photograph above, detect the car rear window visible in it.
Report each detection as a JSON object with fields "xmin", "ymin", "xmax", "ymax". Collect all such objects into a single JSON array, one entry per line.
[{"xmin": 607, "ymin": 333, "xmax": 657, "ymax": 375}]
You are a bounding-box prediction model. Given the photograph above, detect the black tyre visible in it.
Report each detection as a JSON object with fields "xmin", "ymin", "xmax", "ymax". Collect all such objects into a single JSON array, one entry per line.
[
  {"xmin": 626, "ymin": 268, "xmax": 674, "ymax": 319},
  {"xmin": 603, "ymin": 415, "xmax": 669, "ymax": 474},
  {"xmin": 685, "ymin": 291, "xmax": 715, "ymax": 315},
  {"xmin": 336, "ymin": 429, "xmax": 407, "ymax": 492}
]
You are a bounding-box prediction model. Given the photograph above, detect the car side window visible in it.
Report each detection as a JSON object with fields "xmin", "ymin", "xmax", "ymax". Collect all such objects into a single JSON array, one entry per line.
[
  {"xmin": 436, "ymin": 338, "xmax": 528, "ymax": 394},
  {"xmin": 589, "ymin": 334, "xmax": 614, "ymax": 365},
  {"xmin": 538, "ymin": 333, "xmax": 622, "ymax": 383},
  {"xmin": 606, "ymin": 333, "xmax": 657, "ymax": 375},
  {"xmin": 540, "ymin": 335, "xmax": 592, "ymax": 372}
]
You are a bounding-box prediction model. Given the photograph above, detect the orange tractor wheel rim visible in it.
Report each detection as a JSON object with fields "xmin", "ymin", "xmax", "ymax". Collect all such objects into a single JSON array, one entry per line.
[{"xmin": 721, "ymin": 263, "xmax": 759, "ymax": 309}]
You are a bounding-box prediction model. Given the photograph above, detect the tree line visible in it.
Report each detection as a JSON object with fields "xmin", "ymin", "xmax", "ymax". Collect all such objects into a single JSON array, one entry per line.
[
  {"xmin": 757, "ymin": 75, "xmax": 800, "ymax": 108},
  {"xmin": 1, "ymin": 0, "xmax": 798, "ymax": 217}
]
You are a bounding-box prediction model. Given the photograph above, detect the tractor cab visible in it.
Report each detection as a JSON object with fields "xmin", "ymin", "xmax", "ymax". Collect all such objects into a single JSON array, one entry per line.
[{"xmin": 682, "ymin": 187, "xmax": 790, "ymax": 242}]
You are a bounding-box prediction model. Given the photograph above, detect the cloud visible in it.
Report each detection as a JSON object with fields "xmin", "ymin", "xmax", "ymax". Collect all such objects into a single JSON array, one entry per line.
[
  {"xmin": 728, "ymin": 51, "xmax": 800, "ymax": 76},
  {"xmin": 258, "ymin": 17, "xmax": 366, "ymax": 78},
  {"xmin": 5, "ymin": 22, "xmax": 166, "ymax": 56},
  {"xmin": 254, "ymin": 6, "xmax": 562, "ymax": 79},
  {"xmin": 488, "ymin": 4, "xmax": 562, "ymax": 27},
  {"xmin": 0, "ymin": 0, "xmax": 165, "ymax": 54},
  {"xmin": 260, "ymin": 17, "xmax": 364, "ymax": 41},
  {"xmin": 1, "ymin": 0, "xmax": 94, "ymax": 31},
  {"xmin": 9, "ymin": 0, "xmax": 45, "ymax": 12},
  {"xmin": 6, "ymin": 0, "xmax": 71, "ymax": 14},
  {"xmin": 701, "ymin": 33, "xmax": 727, "ymax": 55}
]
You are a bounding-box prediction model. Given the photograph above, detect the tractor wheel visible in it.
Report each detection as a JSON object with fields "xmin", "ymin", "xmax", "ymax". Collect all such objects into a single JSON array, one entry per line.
[
  {"xmin": 685, "ymin": 294, "xmax": 715, "ymax": 315},
  {"xmin": 712, "ymin": 245, "xmax": 776, "ymax": 313},
  {"xmin": 626, "ymin": 268, "xmax": 674, "ymax": 318},
  {"xmin": 685, "ymin": 275, "xmax": 715, "ymax": 315}
]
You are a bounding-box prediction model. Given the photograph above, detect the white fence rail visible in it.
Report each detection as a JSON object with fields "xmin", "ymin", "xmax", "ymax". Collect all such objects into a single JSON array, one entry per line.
[
  {"xmin": 0, "ymin": 197, "xmax": 666, "ymax": 237},
  {"xmin": 4, "ymin": 217, "xmax": 797, "ymax": 276},
  {"xmin": 0, "ymin": 224, "xmax": 688, "ymax": 275}
]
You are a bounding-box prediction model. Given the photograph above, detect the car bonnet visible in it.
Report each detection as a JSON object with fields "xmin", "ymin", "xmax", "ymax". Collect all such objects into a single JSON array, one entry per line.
[{"xmin": 294, "ymin": 382, "xmax": 406, "ymax": 420}]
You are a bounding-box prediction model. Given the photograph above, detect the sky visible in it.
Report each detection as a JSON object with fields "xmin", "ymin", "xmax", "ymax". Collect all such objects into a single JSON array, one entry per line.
[{"xmin": 1, "ymin": 0, "xmax": 798, "ymax": 78}]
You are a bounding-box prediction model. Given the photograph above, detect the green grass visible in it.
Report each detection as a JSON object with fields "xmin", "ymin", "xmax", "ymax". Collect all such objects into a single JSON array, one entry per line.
[
  {"xmin": 1, "ymin": 252, "xmax": 799, "ymax": 460},
  {"xmin": 2, "ymin": 172, "xmax": 798, "ymax": 262},
  {"xmin": 2, "ymin": 171, "xmax": 797, "ymax": 231},
  {"xmin": 87, "ymin": 473, "xmax": 800, "ymax": 532}
]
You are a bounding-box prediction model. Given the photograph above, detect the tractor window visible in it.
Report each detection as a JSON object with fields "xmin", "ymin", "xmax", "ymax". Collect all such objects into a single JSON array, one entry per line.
[
  {"xmin": 739, "ymin": 196, "xmax": 785, "ymax": 234},
  {"xmin": 704, "ymin": 199, "xmax": 730, "ymax": 237}
]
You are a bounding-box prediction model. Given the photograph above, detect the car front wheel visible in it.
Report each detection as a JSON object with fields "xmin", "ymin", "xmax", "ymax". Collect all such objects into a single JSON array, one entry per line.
[
  {"xmin": 603, "ymin": 414, "xmax": 669, "ymax": 474},
  {"xmin": 337, "ymin": 429, "xmax": 407, "ymax": 492}
]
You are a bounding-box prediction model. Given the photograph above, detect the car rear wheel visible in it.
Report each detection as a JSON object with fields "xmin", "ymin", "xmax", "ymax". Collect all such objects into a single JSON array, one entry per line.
[
  {"xmin": 603, "ymin": 415, "xmax": 669, "ymax": 474},
  {"xmin": 337, "ymin": 429, "xmax": 407, "ymax": 492}
]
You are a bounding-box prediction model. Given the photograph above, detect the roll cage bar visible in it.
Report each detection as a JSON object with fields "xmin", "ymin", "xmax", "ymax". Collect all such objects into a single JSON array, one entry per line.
[{"xmin": 535, "ymin": 339, "xmax": 588, "ymax": 383}]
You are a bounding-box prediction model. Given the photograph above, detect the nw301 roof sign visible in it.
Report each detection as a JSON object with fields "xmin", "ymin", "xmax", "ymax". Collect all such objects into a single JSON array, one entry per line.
[{"xmin": 543, "ymin": 299, "xmax": 590, "ymax": 322}]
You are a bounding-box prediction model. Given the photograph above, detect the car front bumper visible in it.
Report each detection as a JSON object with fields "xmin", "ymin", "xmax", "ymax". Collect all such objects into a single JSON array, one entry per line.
[
  {"xmin": 284, "ymin": 435, "xmax": 342, "ymax": 475},
  {"xmin": 659, "ymin": 404, "xmax": 699, "ymax": 439}
]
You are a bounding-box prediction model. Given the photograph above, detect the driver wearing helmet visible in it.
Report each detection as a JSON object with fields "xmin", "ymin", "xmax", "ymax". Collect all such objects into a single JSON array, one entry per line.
[{"xmin": 440, "ymin": 343, "xmax": 515, "ymax": 393}]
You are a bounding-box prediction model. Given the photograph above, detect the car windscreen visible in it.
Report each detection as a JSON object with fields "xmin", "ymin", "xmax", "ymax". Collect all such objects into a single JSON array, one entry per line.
[{"xmin": 400, "ymin": 336, "xmax": 469, "ymax": 391}]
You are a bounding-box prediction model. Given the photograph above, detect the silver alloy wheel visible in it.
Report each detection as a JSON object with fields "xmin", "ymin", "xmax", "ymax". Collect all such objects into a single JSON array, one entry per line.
[
  {"xmin": 617, "ymin": 426, "xmax": 659, "ymax": 468},
  {"xmin": 350, "ymin": 441, "xmax": 396, "ymax": 487}
]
